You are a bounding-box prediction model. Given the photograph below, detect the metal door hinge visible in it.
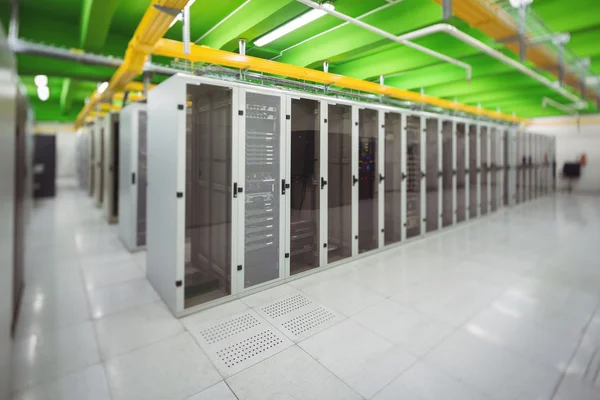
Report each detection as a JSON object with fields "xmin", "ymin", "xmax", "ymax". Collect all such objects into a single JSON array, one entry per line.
[
  {"xmin": 177, "ymin": 192, "xmax": 183, "ymax": 198},
  {"xmin": 237, "ymin": 265, "xmax": 243, "ymax": 271},
  {"xmin": 177, "ymin": 104, "xmax": 184, "ymax": 110},
  {"xmin": 131, "ymin": 172, "xmax": 136, "ymax": 184},
  {"xmin": 286, "ymin": 115, "xmax": 290, "ymax": 120},
  {"xmin": 323, "ymin": 243, "xmax": 327, "ymax": 248},
  {"xmin": 238, "ymin": 110, "xmax": 244, "ymax": 116},
  {"xmin": 175, "ymin": 280, "xmax": 182, "ymax": 287},
  {"xmin": 284, "ymin": 253, "xmax": 290, "ymax": 258}
]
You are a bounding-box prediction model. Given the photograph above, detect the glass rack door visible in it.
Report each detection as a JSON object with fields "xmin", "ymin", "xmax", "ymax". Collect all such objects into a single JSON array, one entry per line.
[
  {"xmin": 241, "ymin": 90, "xmax": 283, "ymax": 289},
  {"xmin": 406, "ymin": 116, "xmax": 421, "ymax": 239},
  {"xmin": 516, "ymin": 133, "xmax": 522, "ymax": 204},
  {"xmin": 384, "ymin": 112, "xmax": 402, "ymax": 245},
  {"xmin": 289, "ymin": 98, "xmax": 320, "ymax": 276},
  {"xmin": 490, "ymin": 127, "xmax": 498, "ymax": 212},
  {"xmin": 469, "ymin": 125, "xmax": 478, "ymax": 219},
  {"xmin": 480, "ymin": 126, "xmax": 488, "ymax": 215},
  {"xmin": 426, "ymin": 118, "xmax": 439, "ymax": 233},
  {"xmin": 328, "ymin": 104, "xmax": 352, "ymax": 263},
  {"xmin": 503, "ymin": 129, "xmax": 510, "ymax": 207},
  {"xmin": 442, "ymin": 121, "xmax": 453, "ymax": 228},
  {"xmin": 184, "ymin": 83, "xmax": 233, "ymax": 308},
  {"xmin": 358, "ymin": 108, "xmax": 379, "ymax": 253},
  {"xmin": 456, "ymin": 123, "xmax": 467, "ymax": 223}
]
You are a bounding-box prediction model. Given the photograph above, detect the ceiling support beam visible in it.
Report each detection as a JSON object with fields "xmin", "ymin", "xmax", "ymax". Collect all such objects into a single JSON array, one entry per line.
[
  {"xmin": 8, "ymin": 0, "xmax": 19, "ymax": 42},
  {"xmin": 80, "ymin": 0, "xmax": 122, "ymax": 50},
  {"xmin": 60, "ymin": 78, "xmax": 74, "ymax": 115}
]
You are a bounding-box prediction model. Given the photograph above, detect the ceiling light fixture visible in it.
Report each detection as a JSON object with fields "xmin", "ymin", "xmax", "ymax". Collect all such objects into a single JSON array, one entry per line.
[
  {"xmin": 34, "ymin": 75, "xmax": 48, "ymax": 87},
  {"xmin": 508, "ymin": 0, "xmax": 533, "ymax": 8},
  {"xmin": 254, "ymin": 2, "xmax": 334, "ymax": 47},
  {"xmin": 37, "ymin": 86, "xmax": 49, "ymax": 101},
  {"xmin": 98, "ymin": 82, "xmax": 109, "ymax": 94},
  {"xmin": 169, "ymin": 0, "xmax": 197, "ymax": 28}
]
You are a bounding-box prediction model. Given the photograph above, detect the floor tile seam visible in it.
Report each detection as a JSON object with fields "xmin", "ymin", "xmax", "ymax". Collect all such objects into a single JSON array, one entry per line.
[
  {"xmin": 548, "ymin": 303, "xmax": 600, "ymax": 400},
  {"xmin": 95, "ymin": 318, "xmax": 185, "ymax": 363},
  {"xmin": 185, "ymin": 380, "xmax": 241, "ymax": 400},
  {"xmin": 75, "ymin": 234, "xmax": 114, "ymax": 400},
  {"xmin": 292, "ymin": 343, "xmax": 369, "ymax": 400}
]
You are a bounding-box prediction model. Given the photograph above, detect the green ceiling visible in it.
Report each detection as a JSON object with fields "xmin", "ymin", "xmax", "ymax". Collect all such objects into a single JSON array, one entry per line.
[{"xmin": 1, "ymin": 0, "xmax": 599, "ymax": 122}]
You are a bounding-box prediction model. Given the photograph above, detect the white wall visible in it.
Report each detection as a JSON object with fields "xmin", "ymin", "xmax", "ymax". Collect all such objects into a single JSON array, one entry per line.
[
  {"xmin": 35, "ymin": 123, "xmax": 77, "ymax": 178},
  {"xmin": 528, "ymin": 114, "xmax": 600, "ymax": 194}
]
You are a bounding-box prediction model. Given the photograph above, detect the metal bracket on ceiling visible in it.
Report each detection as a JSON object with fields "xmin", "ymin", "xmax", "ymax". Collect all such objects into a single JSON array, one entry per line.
[
  {"xmin": 442, "ymin": 0, "xmax": 452, "ymax": 20},
  {"xmin": 152, "ymin": 4, "xmax": 181, "ymax": 17}
]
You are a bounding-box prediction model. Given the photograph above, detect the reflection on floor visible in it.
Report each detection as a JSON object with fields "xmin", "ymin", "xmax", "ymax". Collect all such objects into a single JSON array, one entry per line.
[{"xmin": 11, "ymin": 179, "xmax": 600, "ymax": 400}]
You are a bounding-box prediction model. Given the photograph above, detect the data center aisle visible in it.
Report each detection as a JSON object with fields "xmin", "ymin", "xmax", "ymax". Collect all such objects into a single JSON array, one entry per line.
[{"xmin": 11, "ymin": 180, "xmax": 600, "ymax": 400}]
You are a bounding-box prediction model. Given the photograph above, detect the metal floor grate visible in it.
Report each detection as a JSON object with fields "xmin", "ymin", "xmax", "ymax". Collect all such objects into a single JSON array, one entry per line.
[
  {"xmin": 189, "ymin": 309, "xmax": 292, "ymax": 378},
  {"xmin": 199, "ymin": 313, "xmax": 262, "ymax": 344},
  {"xmin": 281, "ymin": 307, "xmax": 336, "ymax": 337},
  {"xmin": 216, "ymin": 330, "xmax": 285, "ymax": 368},
  {"xmin": 261, "ymin": 294, "xmax": 313, "ymax": 319},
  {"xmin": 256, "ymin": 293, "xmax": 343, "ymax": 342}
]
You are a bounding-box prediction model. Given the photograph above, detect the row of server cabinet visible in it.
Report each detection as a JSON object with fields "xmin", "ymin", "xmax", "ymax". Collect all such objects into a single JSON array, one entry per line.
[
  {"xmin": 145, "ymin": 74, "xmax": 556, "ymax": 316},
  {"xmin": 76, "ymin": 103, "xmax": 148, "ymax": 252}
]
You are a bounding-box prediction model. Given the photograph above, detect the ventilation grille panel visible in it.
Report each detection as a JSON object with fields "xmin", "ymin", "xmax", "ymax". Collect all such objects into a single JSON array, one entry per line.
[
  {"xmin": 261, "ymin": 294, "xmax": 313, "ymax": 319},
  {"xmin": 282, "ymin": 307, "xmax": 336, "ymax": 336},
  {"xmin": 199, "ymin": 313, "xmax": 261, "ymax": 344},
  {"xmin": 216, "ymin": 330, "xmax": 284, "ymax": 368}
]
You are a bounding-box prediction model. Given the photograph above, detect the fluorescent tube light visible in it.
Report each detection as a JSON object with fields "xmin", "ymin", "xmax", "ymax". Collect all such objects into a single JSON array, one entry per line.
[
  {"xmin": 509, "ymin": 0, "xmax": 533, "ymax": 8},
  {"xmin": 34, "ymin": 75, "xmax": 48, "ymax": 87},
  {"xmin": 254, "ymin": 3, "xmax": 334, "ymax": 47},
  {"xmin": 98, "ymin": 82, "xmax": 109, "ymax": 94},
  {"xmin": 37, "ymin": 86, "xmax": 49, "ymax": 101}
]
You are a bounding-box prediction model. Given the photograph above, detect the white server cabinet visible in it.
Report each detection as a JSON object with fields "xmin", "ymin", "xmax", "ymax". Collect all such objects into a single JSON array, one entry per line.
[
  {"xmin": 87, "ymin": 122, "xmax": 95, "ymax": 197},
  {"xmin": 119, "ymin": 102, "xmax": 147, "ymax": 252},
  {"xmin": 425, "ymin": 117, "xmax": 440, "ymax": 234},
  {"xmin": 103, "ymin": 113, "xmax": 120, "ymax": 224},
  {"xmin": 93, "ymin": 118, "xmax": 104, "ymax": 208}
]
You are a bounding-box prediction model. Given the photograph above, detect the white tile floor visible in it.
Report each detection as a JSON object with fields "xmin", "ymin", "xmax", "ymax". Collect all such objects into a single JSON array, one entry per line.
[{"xmin": 11, "ymin": 180, "xmax": 600, "ymax": 400}]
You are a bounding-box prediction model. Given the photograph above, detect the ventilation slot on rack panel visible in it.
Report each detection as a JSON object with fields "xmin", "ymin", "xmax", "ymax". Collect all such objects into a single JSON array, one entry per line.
[
  {"xmin": 282, "ymin": 307, "xmax": 336, "ymax": 336},
  {"xmin": 216, "ymin": 330, "xmax": 284, "ymax": 368},
  {"xmin": 199, "ymin": 313, "xmax": 262, "ymax": 344},
  {"xmin": 261, "ymin": 294, "xmax": 312, "ymax": 319}
]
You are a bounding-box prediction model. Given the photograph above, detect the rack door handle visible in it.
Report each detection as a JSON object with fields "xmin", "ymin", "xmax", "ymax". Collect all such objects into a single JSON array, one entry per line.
[
  {"xmin": 321, "ymin": 177, "xmax": 328, "ymax": 189},
  {"xmin": 233, "ymin": 182, "xmax": 238, "ymax": 198}
]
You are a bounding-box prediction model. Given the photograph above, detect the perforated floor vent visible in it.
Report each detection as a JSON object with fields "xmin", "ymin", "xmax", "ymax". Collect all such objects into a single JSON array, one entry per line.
[
  {"xmin": 256, "ymin": 293, "xmax": 343, "ymax": 342},
  {"xmin": 199, "ymin": 313, "xmax": 262, "ymax": 344},
  {"xmin": 261, "ymin": 294, "xmax": 313, "ymax": 319},
  {"xmin": 189, "ymin": 309, "xmax": 292, "ymax": 378},
  {"xmin": 216, "ymin": 330, "xmax": 284, "ymax": 368},
  {"xmin": 282, "ymin": 307, "xmax": 336, "ymax": 336}
]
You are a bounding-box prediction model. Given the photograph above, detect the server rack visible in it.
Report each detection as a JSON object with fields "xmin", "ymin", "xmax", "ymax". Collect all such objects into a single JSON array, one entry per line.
[
  {"xmin": 147, "ymin": 74, "xmax": 551, "ymax": 316},
  {"xmin": 118, "ymin": 102, "xmax": 148, "ymax": 252},
  {"xmin": 88, "ymin": 122, "xmax": 95, "ymax": 197},
  {"xmin": 93, "ymin": 118, "xmax": 104, "ymax": 208},
  {"xmin": 103, "ymin": 113, "xmax": 120, "ymax": 224}
]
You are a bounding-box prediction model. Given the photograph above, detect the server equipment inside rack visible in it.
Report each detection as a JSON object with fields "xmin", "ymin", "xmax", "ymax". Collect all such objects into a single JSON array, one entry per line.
[
  {"xmin": 425, "ymin": 118, "xmax": 439, "ymax": 234},
  {"xmin": 480, "ymin": 126, "xmax": 489, "ymax": 215},
  {"xmin": 469, "ymin": 125, "xmax": 478, "ymax": 219},
  {"xmin": 103, "ymin": 112, "xmax": 120, "ymax": 224},
  {"xmin": 93, "ymin": 119, "xmax": 104, "ymax": 208},
  {"xmin": 289, "ymin": 98, "xmax": 320, "ymax": 276},
  {"xmin": 118, "ymin": 102, "xmax": 148, "ymax": 252},
  {"xmin": 490, "ymin": 127, "xmax": 498, "ymax": 212},
  {"xmin": 88, "ymin": 123, "xmax": 95, "ymax": 198},
  {"xmin": 442, "ymin": 121, "xmax": 453, "ymax": 228},
  {"xmin": 406, "ymin": 116, "xmax": 421, "ymax": 239},
  {"xmin": 456, "ymin": 123, "xmax": 467, "ymax": 223},
  {"xmin": 358, "ymin": 108, "xmax": 379, "ymax": 253},
  {"xmin": 384, "ymin": 112, "xmax": 402, "ymax": 246},
  {"xmin": 327, "ymin": 103, "xmax": 352, "ymax": 263}
]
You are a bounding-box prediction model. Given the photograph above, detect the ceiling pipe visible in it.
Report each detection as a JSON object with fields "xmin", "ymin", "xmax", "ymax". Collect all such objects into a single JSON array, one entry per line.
[
  {"xmin": 8, "ymin": 0, "xmax": 19, "ymax": 43},
  {"xmin": 295, "ymin": 0, "xmax": 472, "ymax": 81},
  {"xmin": 541, "ymin": 97, "xmax": 579, "ymax": 115},
  {"xmin": 11, "ymin": 38, "xmax": 180, "ymax": 76},
  {"xmin": 392, "ymin": 23, "xmax": 582, "ymax": 104}
]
